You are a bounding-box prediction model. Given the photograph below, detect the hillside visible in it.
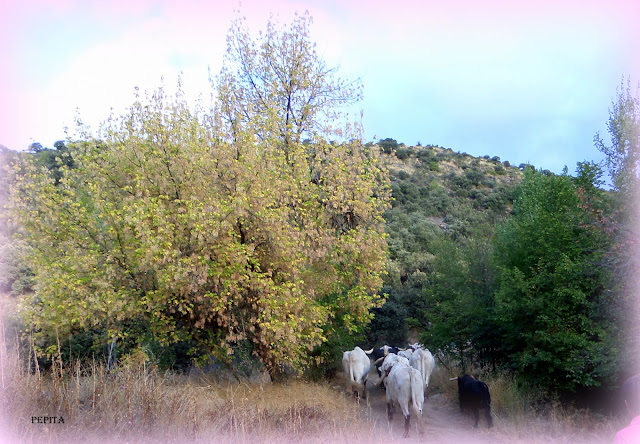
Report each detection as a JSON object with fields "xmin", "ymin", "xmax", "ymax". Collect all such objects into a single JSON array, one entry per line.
[
  {"xmin": 384, "ymin": 142, "xmax": 522, "ymax": 272},
  {"xmin": 365, "ymin": 140, "xmax": 524, "ymax": 349}
]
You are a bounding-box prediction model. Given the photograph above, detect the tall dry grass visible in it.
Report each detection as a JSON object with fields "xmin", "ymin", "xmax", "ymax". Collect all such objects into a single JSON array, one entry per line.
[{"xmin": 0, "ymin": 342, "xmax": 378, "ymax": 444}]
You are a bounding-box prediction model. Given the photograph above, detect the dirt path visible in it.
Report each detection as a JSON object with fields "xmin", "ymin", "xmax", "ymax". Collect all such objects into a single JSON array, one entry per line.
[{"xmin": 360, "ymin": 369, "xmax": 505, "ymax": 444}]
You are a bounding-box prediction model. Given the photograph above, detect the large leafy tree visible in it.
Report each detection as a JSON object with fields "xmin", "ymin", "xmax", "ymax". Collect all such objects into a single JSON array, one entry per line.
[
  {"xmin": 10, "ymin": 14, "xmax": 389, "ymax": 377},
  {"xmin": 492, "ymin": 168, "xmax": 616, "ymax": 392}
]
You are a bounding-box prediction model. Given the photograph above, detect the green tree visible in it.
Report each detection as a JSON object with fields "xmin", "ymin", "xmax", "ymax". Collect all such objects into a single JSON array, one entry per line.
[
  {"xmin": 492, "ymin": 168, "xmax": 616, "ymax": 393},
  {"xmin": 421, "ymin": 237, "xmax": 497, "ymax": 371},
  {"xmin": 574, "ymin": 161, "xmax": 605, "ymax": 208},
  {"xmin": 11, "ymin": 14, "xmax": 389, "ymax": 378},
  {"xmin": 25, "ymin": 140, "xmax": 74, "ymax": 185},
  {"xmin": 594, "ymin": 77, "xmax": 640, "ymax": 195}
]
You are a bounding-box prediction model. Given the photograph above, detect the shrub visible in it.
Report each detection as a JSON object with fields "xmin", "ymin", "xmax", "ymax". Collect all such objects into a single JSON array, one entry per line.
[
  {"xmin": 379, "ymin": 138, "xmax": 399, "ymax": 154},
  {"xmin": 396, "ymin": 147, "xmax": 409, "ymax": 160}
]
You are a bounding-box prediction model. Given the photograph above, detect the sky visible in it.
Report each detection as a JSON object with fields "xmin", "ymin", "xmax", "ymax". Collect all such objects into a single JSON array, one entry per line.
[{"xmin": 1, "ymin": 0, "xmax": 639, "ymax": 176}]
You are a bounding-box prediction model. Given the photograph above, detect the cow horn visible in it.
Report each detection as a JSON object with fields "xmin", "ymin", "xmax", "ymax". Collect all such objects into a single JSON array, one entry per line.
[
  {"xmin": 364, "ymin": 348, "xmax": 374, "ymax": 354},
  {"xmin": 398, "ymin": 347, "xmax": 407, "ymax": 351},
  {"xmin": 373, "ymin": 356, "xmax": 385, "ymax": 365},
  {"xmin": 449, "ymin": 377, "xmax": 459, "ymax": 381}
]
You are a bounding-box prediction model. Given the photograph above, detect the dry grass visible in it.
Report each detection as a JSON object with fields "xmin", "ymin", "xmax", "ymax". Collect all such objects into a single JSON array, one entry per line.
[
  {"xmin": 0, "ymin": 345, "xmax": 376, "ymax": 444},
  {"xmin": 0, "ymin": 346, "xmax": 629, "ymax": 444},
  {"xmin": 0, "ymin": 291, "xmax": 375, "ymax": 444}
]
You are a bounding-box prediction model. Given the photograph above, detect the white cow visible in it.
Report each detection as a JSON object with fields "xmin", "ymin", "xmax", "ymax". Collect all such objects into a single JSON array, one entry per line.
[
  {"xmin": 385, "ymin": 364, "xmax": 425, "ymax": 438},
  {"xmin": 410, "ymin": 347, "xmax": 435, "ymax": 394},
  {"xmin": 398, "ymin": 348, "xmax": 413, "ymax": 361},
  {"xmin": 375, "ymin": 353, "xmax": 410, "ymax": 388},
  {"xmin": 342, "ymin": 346, "xmax": 371, "ymax": 401}
]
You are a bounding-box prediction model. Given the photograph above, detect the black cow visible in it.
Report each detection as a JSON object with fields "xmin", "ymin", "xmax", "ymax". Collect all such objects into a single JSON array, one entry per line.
[
  {"xmin": 365, "ymin": 345, "xmax": 399, "ymax": 378},
  {"xmin": 455, "ymin": 374, "xmax": 493, "ymax": 428}
]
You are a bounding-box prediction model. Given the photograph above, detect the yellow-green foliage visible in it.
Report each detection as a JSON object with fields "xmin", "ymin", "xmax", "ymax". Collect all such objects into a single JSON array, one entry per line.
[{"xmin": 8, "ymin": 13, "xmax": 390, "ymax": 376}]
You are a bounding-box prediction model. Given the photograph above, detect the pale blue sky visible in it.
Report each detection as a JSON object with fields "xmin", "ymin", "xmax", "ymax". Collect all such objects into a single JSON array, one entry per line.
[{"xmin": 1, "ymin": 0, "xmax": 638, "ymax": 177}]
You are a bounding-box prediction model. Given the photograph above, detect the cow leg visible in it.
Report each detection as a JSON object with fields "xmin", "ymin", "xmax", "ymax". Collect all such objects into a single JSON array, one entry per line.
[
  {"xmin": 362, "ymin": 379, "xmax": 367, "ymax": 400},
  {"xmin": 403, "ymin": 414, "xmax": 410, "ymax": 438},
  {"xmin": 387, "ymin": 402, "xmax": 393, "ymax": 421},
  {"xmin": 416, "ymin": 406, "xmax": 424, "ymax": 435},
  {"xmin": 472, "ymin": 408, "xmax": 479, "ymax": 428},
  {"xmin": 485, "ymin": 406, "xmax": 493, "ymax": 428}
]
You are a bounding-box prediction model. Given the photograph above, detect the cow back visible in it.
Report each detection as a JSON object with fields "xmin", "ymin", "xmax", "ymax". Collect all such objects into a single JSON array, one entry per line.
[{"xmin": 458, "ymin": 374, "xmax": 490, "ymax": 407}]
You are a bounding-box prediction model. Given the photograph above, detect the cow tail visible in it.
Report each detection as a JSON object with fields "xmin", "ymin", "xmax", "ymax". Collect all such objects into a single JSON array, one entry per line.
[
  {"xmin": 420, "ymin": 353, "xmax": 428, "ymax": 387},
  {"xmin": 410, "ymin": 368, "xmax": 423, "ymax": 414},
  {"xmin": 349, "ymin": 354, "xmax": 363, "ymax": 392}
]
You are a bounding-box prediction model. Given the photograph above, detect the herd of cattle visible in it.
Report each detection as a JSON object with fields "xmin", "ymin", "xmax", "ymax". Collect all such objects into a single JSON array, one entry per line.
[{"xmin": 342, "ymin": 343, "xmax": 493, "ymax": 438}]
